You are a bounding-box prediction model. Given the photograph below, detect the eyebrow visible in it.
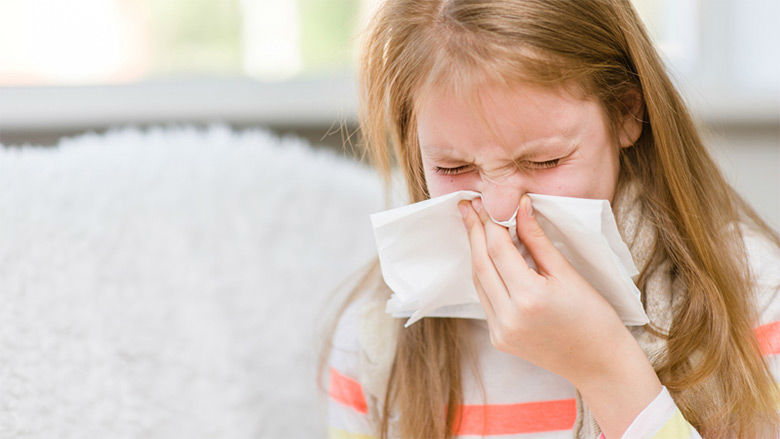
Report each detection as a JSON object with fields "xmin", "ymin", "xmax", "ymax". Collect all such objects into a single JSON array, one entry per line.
[{"xmin": 423, "ymin": 147, "xmax": 471, "ymax": 161}]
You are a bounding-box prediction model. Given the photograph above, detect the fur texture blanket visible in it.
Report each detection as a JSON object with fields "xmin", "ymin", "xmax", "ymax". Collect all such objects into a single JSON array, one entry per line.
[{"xmin": 0, "ymin": 124, "xmax": 386, "ymax": 438}]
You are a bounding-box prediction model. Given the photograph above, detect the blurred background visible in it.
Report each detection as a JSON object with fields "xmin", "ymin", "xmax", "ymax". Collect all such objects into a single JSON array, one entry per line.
[
  {"xmin": 0, "ymin": 2, "xmax": 776, "ymax": 437},
  {"xmin": 0, "ymin": 0, "xmax": 777, "ymax": 226}
]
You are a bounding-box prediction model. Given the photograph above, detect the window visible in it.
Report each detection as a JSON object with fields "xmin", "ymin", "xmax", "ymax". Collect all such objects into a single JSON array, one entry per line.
[
  {"xmin": 0, "ymin": 0, "xmax": 775, "ymax": 129},
  {"xmin": 0, "ymin": 0, "xmax": 369, "ymax": 85}
]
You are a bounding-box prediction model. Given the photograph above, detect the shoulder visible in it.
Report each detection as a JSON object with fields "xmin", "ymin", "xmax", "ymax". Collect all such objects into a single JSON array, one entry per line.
[
  {"xmin": 330, "ymin": 263, "xmax": 389, "ymax": 353},
  {"xmin": 738, "ymin": 223, "xmax": 780, "ymax": 289},
  {"xmin": 330, "ymin": 273, "xmax": 398, "ymax": 380},
  {"xmin": 737, "ymin": 222, "xmax": 780, "ymax": 326},
  {"xmin": 331, "ymin": 291, "xmax": 373, "ymax": 372}
]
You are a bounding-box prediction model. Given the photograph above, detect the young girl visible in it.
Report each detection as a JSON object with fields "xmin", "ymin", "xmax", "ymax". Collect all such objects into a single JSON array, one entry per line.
[{"xmin": 318, "ymin": 0, "xmax": 780, "ymax": 437}]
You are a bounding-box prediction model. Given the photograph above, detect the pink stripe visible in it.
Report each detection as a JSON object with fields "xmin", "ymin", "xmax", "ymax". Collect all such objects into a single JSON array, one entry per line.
[
  {"xmin": 453, "ymin": 398, "xmax": 577, "ymax": 435},
  {"xmin": 329, "ymin": 368, "xmax": 368, "ymax": 414},
  {"xmin": 755, "ymin": 321, "xmax": 780, "ymax": 356}
]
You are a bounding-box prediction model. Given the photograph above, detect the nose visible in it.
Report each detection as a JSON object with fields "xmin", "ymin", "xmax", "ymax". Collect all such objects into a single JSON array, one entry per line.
[{"xmin": 479, "ymin": 180, "xmax": 523, "ymax": 224}]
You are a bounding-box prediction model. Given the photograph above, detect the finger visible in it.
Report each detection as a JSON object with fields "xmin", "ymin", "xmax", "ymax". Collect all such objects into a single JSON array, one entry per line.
[
  {"xmin": 458, "ymin": 200, "xmax": 512, "ymax": 312},
  {"xmin": 471, "ymin": 197, "xmax": 538, "ymax": 295},
  {"xmin": 515, "ymin": 194, "xmax": 572, "ymax": 276},
  {"xmin": 472, "ymin": 271, "xmax": 496, "ymax": 322}
]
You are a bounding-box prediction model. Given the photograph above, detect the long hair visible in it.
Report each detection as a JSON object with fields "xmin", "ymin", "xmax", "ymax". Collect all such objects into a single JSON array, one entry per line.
[{"xmin": 319, "ymin": 1, "xmax": 780, "ymax": 437}]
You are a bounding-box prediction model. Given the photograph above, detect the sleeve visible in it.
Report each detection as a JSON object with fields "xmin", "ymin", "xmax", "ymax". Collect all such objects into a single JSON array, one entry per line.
[
  {"xmin": 598, "ymin": 224, "xmax": 780, "ymax": 439},
  {"xmin": 326, "ymin": 297, "xmax": 379, "ymax": 439},
  {"xmin": 594, "ymin": 386, "xmax": 702, "ymax": 439}
]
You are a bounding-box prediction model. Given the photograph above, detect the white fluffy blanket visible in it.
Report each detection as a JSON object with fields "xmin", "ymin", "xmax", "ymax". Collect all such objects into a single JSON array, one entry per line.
[{"xmin": 0, "ymin": 124, "xmax": 388, "ymax": 438}]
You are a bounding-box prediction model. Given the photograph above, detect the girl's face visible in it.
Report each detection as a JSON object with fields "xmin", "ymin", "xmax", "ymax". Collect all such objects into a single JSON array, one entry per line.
[{"xmin": 415, "ymin": 80, "xmax": 641, "ymax": 223}]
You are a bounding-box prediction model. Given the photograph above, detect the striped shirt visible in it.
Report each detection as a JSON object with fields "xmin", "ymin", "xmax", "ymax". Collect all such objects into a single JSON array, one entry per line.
[{"xmin": 326, "ymin": 225, "xmax": 780, "ymax": 438}]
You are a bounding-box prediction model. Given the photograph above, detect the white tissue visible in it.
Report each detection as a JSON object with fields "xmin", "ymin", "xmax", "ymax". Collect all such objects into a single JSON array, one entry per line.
[{"xmin": 369, "ymin": 190, "xmax": 649, "ymax": 328}]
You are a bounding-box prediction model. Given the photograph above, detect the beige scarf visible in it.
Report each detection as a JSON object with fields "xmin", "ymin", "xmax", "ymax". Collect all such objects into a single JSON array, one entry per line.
[
  {"xmin": 572, "ymin": 178, "xmax": 682, "ymax": 438},
  {"xmin": 356, "ymin": 178, "xmax": 700, "ymax": 437}
]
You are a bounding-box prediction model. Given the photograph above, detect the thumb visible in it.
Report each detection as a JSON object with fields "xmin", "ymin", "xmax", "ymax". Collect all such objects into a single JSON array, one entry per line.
[{"xmin": 516, "ymin": 195, "xmax": 570, "ymax": 275}]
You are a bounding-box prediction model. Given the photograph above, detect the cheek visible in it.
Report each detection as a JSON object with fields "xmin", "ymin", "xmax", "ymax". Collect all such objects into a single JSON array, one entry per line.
[
  {"xmin": 532, "ymin": 165, "xmax": 609, "ymax": 199},
  {"xmin": 533, "ymin": 168, "xmax": 581, "ymax": 196},
  {"xmin": 544, "ymin": 160, "xmax": 618, "ymax": 199},
  {"xmin": 425, "ymin": 173, "xmax": 476, "ymax": 197}
]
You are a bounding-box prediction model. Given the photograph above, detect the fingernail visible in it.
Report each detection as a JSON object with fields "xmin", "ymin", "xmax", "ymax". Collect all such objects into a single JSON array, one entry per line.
[
  {"xmin": 458, "ymin": 202, "xmax": 468, "ymax": 218},
  {"xmin": 521, "ymin": 195, "xmax": 533, "ymax": 217},
  {"xmin": 472, "ymin": 197, "xmax": 483, "ymax": 212}
]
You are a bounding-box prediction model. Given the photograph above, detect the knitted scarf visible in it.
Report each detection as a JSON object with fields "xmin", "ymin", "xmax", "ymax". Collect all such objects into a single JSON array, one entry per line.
[
  {"xmin": 572, "ymin": 177, "xmax": 681, "ymax": 438},
  {"xmin": 356, "ymin": 178, "xmax": 708, "ymax": 437}
]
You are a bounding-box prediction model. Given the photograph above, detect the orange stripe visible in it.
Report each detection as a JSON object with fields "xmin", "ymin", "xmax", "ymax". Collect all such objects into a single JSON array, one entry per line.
[
  {"xmin": 755, "ymin": 321, "xmax": 780, "ymax": 356},
  {"xmin": 329, "ymin": 368, "xmax": 368, "ymax": 414},
  {"xmin": 453, "ymin": 398, "xmax": 576, "ymax": 435}
]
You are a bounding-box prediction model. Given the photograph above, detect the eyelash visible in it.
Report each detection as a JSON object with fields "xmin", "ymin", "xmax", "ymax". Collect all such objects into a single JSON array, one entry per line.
[{"xmin": 433, "ymin": 159, "xmax": 561, "ymax": 175}]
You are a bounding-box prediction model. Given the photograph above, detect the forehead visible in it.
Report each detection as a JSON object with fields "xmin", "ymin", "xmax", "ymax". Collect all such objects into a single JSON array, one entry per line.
[{"xmin": 414, "ymin": 79, "xmax": 595, "ymax": 158}]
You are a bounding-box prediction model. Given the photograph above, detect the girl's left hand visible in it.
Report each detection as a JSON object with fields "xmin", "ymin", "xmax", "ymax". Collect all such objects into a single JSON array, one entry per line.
[{"xmin": 458, "ymin": 195, "xmax": 638, "ymax": 387}]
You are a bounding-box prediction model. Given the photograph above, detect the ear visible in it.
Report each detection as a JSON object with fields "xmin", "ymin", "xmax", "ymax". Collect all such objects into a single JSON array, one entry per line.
[{"xmin": 617, "ymin": 88, "xmax": 644, "ymax": 148}]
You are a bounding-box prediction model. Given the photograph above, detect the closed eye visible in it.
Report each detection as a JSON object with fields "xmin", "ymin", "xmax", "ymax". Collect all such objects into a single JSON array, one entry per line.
[
  {"xmin": 432, "ymin": 159, "xmax": 560, "ymax": 175},
  {"xmin": 529, "ymin": 159, "xmax": 560, "ymax": 169},
  {"xmin": 432, "ymin": 165, "xmax": 470, "ymax": 176}
]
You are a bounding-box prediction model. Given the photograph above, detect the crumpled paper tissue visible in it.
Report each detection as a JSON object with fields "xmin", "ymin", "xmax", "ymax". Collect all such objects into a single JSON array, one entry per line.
[{"xmin": 369, "ymin": 190, "xmax": 648, "ymax": 328}]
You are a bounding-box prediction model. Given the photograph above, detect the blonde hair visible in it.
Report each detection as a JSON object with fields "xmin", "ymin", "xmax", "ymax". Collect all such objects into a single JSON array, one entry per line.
[{"xmin": 318, "ymin": 0, "xmax": 780, "ymax": 437}]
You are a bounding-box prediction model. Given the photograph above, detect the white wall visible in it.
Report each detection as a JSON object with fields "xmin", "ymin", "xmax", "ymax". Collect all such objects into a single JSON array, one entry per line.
[{"xmin": 706, "ymin": 127, "xmax": 779, "ymax": 230}]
